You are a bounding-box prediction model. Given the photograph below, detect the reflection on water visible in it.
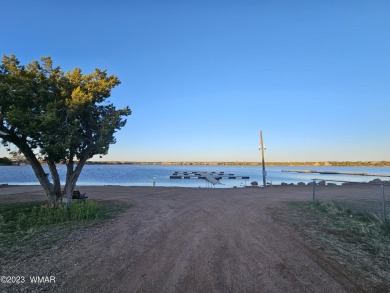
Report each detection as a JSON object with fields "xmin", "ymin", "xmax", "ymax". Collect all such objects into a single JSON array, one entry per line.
[{"xmin": 0, "ymin": 164, "xmax": 389, "ymax": 188}]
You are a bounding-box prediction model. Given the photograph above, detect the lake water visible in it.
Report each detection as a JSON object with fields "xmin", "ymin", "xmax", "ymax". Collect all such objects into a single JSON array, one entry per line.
[{"xmin": 0, "ymin": 164, "xmax": 390, "ymax": 188}]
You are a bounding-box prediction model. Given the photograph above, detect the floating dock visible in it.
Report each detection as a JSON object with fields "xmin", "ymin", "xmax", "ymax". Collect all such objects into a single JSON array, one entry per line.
[{"xmin": 170, "ymin": 171, "xmax": 250, "ymax": 186}]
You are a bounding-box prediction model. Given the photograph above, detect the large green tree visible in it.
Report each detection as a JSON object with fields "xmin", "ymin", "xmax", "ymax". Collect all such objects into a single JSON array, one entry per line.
[{"xmin": 0, "ymin": 55, "xmax": 131, "ymax": 206}]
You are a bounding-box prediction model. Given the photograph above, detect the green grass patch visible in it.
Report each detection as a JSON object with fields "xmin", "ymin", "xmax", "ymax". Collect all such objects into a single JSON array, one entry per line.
[{"xmin": 0, "ymin": 200, "xmax": 131, "ymax": 259}]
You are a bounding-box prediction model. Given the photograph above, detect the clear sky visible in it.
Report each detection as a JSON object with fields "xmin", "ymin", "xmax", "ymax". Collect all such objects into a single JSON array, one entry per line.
[{"xmin": 1, "ymin": 0, "xmax": 389, "ymax": 162}]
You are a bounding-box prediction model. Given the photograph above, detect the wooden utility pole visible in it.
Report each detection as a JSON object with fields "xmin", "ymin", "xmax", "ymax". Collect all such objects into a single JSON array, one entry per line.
[{"xmin": 260, "ymin": 131, "xmax": 266, "ymax": 187}]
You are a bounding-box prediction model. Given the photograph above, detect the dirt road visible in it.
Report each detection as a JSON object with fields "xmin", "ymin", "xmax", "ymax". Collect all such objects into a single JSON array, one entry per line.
[{"xmin": 1, "ymin": 186, "xmax": 363, "ymax": 292}]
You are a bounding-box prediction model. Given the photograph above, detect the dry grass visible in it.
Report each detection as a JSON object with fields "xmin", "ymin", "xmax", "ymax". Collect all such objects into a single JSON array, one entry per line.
[{"xmin": 287, "ymin": 201, "xmax": 390, "ymax": 292}]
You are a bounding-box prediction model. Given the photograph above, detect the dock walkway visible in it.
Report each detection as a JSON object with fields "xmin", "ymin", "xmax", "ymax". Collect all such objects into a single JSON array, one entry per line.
[
  {"xmin": 170, "ymin": 171, "xmax": 250, "ymax": 186},
  {"xmin": 198, "ymin": 172, "xmax": 223, "ymax": 185}
]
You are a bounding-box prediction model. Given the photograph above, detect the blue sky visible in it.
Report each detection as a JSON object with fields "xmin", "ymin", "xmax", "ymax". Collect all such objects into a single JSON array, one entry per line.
[{"xmin": 1, "ymin": 0, "xmax": 389, "ymax": 162}]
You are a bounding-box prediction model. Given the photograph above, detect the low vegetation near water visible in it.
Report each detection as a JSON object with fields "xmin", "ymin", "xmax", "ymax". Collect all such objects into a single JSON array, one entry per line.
[
  {"xmin": 0, "ymin": 200, "xmax": 131, "ymax": 259},
  {"xmin": 288, "ymin": 200, "xmax": 390, "ymax": 290}
]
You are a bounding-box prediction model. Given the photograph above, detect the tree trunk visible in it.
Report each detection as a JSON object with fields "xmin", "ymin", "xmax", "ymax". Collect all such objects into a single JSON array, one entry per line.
[
  {"xmin": 47, "ymin": 161, "xmax": 62, "ymax": 203},
  {"xmin": 63, "ymin": 157, "xmax": 88, "ymax": 207},
  {"xmin": 63, "ymin": 162, "xmax": 74, "ymax": 207},
  {"xmin": 19, "ymin": 145, "xmax": 57, "ymax": 206}
]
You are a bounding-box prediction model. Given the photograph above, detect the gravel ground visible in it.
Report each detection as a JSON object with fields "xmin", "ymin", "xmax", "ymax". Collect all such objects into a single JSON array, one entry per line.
[{"xmin": 1, "ymin": 185, "xmax": 366, "ymax": 292}]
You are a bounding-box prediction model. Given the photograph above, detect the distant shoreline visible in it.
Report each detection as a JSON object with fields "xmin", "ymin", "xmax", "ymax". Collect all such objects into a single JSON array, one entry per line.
[
  {"xmin": 3, "ymin": 161, "xmax": 389, "ymax": 167},
  {"xmin": 84, "ymin": 161, "xmax": 390, "ymax": 167}
]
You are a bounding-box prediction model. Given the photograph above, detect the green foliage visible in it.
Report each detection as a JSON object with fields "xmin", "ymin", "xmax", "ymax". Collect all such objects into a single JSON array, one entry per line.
[
  {"xmin": 0, "ymin": 55, "xmax": 131, "ymax": 163},
  {"xmin": 18, "ymin": 201, "xmax": 103, "ymax": 228},
  {"xmin": 0, "ymin": 200, "xmax": 131, "ymax": 252},
  {"xmin": 0, "ymin": 156, "xmax": 12, "ymax": 165},
  {"xmin": 2, "ymin": 201, "xmax": 103, "ymax": 230},
  {"xmin": 0, "ymin": 55, "xmax": 131, "ymax": 203}
]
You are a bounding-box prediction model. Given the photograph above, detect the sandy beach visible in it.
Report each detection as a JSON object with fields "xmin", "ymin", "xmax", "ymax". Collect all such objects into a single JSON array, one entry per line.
[{"xmin": 0, "ymin": 185, "xmax": 374, "ymax": 292}]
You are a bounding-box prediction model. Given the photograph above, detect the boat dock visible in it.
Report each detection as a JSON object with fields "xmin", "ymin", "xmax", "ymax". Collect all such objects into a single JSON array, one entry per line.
[{"xmin": 170, "ymin": 171, "xmax": 250, "ymax": 186}]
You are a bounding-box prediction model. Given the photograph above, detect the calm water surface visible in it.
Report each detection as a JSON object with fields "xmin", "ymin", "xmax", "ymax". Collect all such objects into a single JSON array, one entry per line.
[{"xmin": 1, "ymin": 164, "xmax": 390, "ymax": 188}]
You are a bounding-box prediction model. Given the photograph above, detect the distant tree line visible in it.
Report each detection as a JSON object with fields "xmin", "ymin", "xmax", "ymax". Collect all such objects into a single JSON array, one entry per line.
[
  {"xmin": 327, "ymin": 161, "xmax": 390, "ymax": 167},
  {"xmin": 5, "ymin": 159, "xmax": 389, "ymax": 167},
  {"xmin": 0, "ymin": 157, "xmax": 12, "ymax": 165},
  {"xmin": 82, "ymin": 161, "xmax": 390, "ymax": 167}
]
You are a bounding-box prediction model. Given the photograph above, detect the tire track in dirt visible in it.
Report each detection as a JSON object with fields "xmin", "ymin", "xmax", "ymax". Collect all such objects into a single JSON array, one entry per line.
[{"xmin": 1, "ymin": 186, "xmax": 366, "ymax": 292}]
